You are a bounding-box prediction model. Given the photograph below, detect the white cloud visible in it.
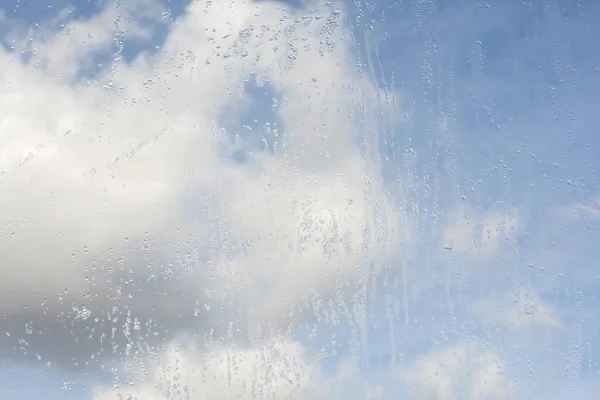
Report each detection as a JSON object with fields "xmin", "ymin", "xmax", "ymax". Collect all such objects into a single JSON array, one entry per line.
[
  {"xmin": 403, "ymin": 339, "xmax": 516, "ymax": 400},
  {"xmin": 441, "ymin": 206, "xmax": 519, "ymax": 257},
  {"xmin": 0, "ymin": 0, "xmax": 410, "ymax": 365},
  {"xmin": 9, "ymin": 0, "xmax": 164, "ymax": 80},
  {"xmin": 214, "ymin": 162, "xmax": 408, "ymax": 325},
  {"xmin": 470, "ymin": 288, "xmax": 563, "ymax": 331},
  {"xmin": 92, "ymin": 336, "xmax": 333, "ymax": 400},
  {"xmin": 556, "ymin": 195, "xmax": 600, "ymax": 222},
  {"xmin": 91, "ymin": 335, "xmax": 389, "ymax": 400}
]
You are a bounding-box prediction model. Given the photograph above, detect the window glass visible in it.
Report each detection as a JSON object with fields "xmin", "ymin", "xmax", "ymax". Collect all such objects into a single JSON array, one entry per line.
[{"xmin": 1, "ymin": 0, "xmax": 599, "ymax": 399}]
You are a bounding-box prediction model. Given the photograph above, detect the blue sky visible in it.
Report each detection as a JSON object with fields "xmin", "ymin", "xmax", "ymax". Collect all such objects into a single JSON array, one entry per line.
[{"xmin": 1, "ymin": 0, "xmax": 599, "ymax": 399}]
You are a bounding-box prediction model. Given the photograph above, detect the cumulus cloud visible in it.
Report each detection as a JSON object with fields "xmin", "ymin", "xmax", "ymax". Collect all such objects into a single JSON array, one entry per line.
[
  {"xmin": 556, "ymin": 195, "xmax": 600, "ymax": 222},
  {"xmin": 441, "ymin": 206, "xmax": 519, "ymax": 257},
  {"xmin": 403, "ymin": 339, "xmax": 516, "ymax": 400},
  {"xmin": 470, "ymin": 288, "xmax": 563, "ymax": 331},
  {"xmin": 92, "ymin": 336, "xmax": 333, "ymax": 400},
  {"xmin": 0, "ymin": 0, "xmax": 410, "ymax": 367}
]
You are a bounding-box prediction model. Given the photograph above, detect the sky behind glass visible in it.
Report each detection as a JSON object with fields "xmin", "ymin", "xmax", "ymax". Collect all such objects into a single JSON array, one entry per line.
[{"xmin": 1, "ymin": 0, "xmax": 599, "ymax": 399}]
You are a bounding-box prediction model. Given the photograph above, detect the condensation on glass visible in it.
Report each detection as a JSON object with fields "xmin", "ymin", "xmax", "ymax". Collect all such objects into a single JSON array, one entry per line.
[{"xmin": 0, "ymin": 0, "xmax": 598, "ymax": 399}]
